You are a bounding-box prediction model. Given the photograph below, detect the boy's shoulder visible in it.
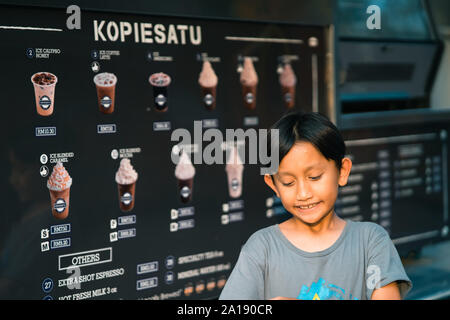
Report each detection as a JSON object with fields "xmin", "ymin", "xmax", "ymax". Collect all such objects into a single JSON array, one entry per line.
[
  {"xmin": 244, "ymin": 225, "xmax": 279, "ymax": 250},
  {"xmin": 242, "ymin": 221, "xmax": 390, "ymax": 252},
  {"xmin": 348, "ymin": 219, "xmax": 390, "ymax": 242}
]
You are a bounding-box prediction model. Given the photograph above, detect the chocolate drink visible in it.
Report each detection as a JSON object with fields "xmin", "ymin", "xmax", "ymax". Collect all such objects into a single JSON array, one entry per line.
[
  {"xmin": 201, "ymin": 86, "xmax": 217, "ymax": 110},
  {"xmin": 49, "ymin": 188, "xmax": 70, "ymax": 220},
  {"xmin": 117, "ymin": 182, "xmax": 136, "ymax": 212},
  {"xmin": 282, "ymin": 85, "xmax": 296, "ymax": 108},
  {"xmin": 178, "ymin": 178, "xmax": 194, "ymax": 203},
  {"xmin": 241, "ymin": 85, "xmax": 257, "ymax": 110}
]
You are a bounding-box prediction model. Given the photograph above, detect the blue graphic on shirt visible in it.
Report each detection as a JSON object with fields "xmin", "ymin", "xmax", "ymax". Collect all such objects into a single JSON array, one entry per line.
[{"xmin": 297, "ymin": 278, "xmax": 358, "ymax": 300}]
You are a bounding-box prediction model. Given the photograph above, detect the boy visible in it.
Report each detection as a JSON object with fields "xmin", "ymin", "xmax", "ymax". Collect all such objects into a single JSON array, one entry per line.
[{"xmin": 219, "ymin": 111, "xmax": 412, "ymax": 300}]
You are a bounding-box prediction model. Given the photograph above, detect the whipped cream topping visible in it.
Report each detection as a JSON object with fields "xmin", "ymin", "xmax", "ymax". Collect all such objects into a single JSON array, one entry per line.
[
  {"xmin": 198, "ymin": 61, "xmax": 218, "ymax": 88},
  {"xmin": 225, "ymin": 146, "xmax": 244, "ymax": 172},
  {"xmin": 47, "ymin": 162, "xmax": 72, "ymax": 191},
  {"xmin": 115, "ymin": 158, "xmax": 138, "ymax": 185},
  {"xmin": 175, "ymin": 151, "xmax": 196, "ymax": 180},
  {"xmin": 240, "ymin": 57, "xmax": 258, "ymax": 86},
  {"xmin": 279, "ymin": 63, "xmax": 297, "ymax": 87}
]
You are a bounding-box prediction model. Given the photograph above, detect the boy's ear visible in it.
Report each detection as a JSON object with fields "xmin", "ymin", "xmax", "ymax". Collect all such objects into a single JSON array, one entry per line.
[
  {"xmin": 338, "ymin": 157, "xmax": 352, "ymax": 187},
  {"xmin": 264, "ymin": 174, "xmax": 280, "ymax": 198}
]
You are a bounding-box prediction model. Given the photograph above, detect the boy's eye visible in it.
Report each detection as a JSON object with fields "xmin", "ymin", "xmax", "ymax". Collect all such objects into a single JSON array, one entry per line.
[
  {"xmin": 281, "ymin": 181, "xmax": 294, "ymax": 187},
  {"xmin": 310, "ymin": 175, "xmax": 322, "ymax": 181}
]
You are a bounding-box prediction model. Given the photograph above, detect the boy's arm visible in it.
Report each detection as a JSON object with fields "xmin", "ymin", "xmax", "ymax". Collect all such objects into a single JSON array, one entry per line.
[
  {"xmin": 271, "ymin": 282, "xmax": 402, "ymax": 300},
  {"xmin": 371, "ymin": 281, "xmax": 401, "ymax": 300},
  {"xmin": 365, "ymin": 224, "xmax": 412, "ymax": 299}
]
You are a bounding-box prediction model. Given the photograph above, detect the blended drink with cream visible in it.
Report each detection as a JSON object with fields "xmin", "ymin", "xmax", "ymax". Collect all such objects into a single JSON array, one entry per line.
[
  {"xmin": 225, "ymin": 146, "xmax": 244, "ymax": 198},
  {"xmin": 175, "ymin": 151, "xmax": 196, "ymax": 203},
  {"xmin": 47, "ymin": 162, "xmax": 72, "ymax": 219},
  {"xmin": 240, "ymin": 58, "xmax": 258, "ymax": 110},
  {"xmin": 198, "ymin": 61, "xmax": 218, "ymax": 110},
  {"xmin": 279, "ymin": 63, "xmax": 297, "ymax": 108},
  {"xmin": 115, "ymin": 158, "xmax": 138, "ymax": 212}
]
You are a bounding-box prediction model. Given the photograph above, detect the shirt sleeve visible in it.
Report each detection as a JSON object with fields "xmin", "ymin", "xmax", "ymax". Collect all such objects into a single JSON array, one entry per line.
[
  {"xmin": 366, "ymin": 224, "xmax": 413, "ymax": 299},
  {"xmin": 219, "ymin": 234, "xmax": 266, "ymax": 300}
]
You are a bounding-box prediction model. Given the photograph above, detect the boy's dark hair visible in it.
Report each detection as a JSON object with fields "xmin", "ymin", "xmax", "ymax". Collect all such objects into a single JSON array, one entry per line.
[{"xmin": 268, "ymin": 111, "xmax": 346, "ymax": 172}]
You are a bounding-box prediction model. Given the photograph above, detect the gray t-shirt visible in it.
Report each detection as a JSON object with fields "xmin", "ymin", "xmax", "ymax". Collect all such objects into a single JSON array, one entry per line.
[{"xmin": 219, "ymin": 219, "xmax": 412, "ymax": 300}]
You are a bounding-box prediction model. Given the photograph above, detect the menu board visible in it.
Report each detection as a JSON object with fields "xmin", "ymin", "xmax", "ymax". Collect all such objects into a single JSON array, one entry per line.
[
  {"xmin": 0, "ymin": 5, "xmax": 329, "ymax": 299},
  {"xmin": 340, "ymin": 122, "xmax": 450, "ymax": 256}
]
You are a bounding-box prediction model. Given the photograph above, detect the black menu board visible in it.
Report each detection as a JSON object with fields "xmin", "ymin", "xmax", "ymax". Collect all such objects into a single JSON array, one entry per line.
[
  {"xmin": 340, "ymin": 122, "xmax": 450, "ymax": 256},
  {"xmin": 0, "ymin": 5, "xmax": 329, "ymax": 299}
]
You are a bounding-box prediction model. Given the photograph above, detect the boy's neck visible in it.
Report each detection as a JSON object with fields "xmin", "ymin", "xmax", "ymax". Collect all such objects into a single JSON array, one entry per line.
[{"xmin": 290, "ymin": 210, "xmax": 345, "ymax": 236}]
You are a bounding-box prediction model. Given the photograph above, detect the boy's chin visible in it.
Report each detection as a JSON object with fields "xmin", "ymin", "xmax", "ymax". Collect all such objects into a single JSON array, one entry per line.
[
  {"xmin": 291, "ymin": 209, "xmax": 332, "ymax": 227},
  {"xmin": 296, "ymin": 216, "xmax": 324, "ymax": 227}
]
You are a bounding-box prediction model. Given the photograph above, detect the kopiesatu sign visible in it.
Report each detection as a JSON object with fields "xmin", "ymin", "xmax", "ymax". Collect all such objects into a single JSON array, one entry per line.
[{"xmin": 93, "ymin": 20, "xmax": 202, "ymax": 45}]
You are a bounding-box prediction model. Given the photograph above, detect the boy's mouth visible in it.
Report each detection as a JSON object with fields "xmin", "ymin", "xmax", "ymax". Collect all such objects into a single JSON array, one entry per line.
[{"xmin": 294, "ymin": 201, "xmax": 321, "ymax": 211}]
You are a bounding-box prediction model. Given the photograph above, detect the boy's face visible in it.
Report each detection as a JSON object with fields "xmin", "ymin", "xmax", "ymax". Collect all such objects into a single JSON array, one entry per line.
[{"xmin": 264, "ymin": 141, "xmax": 352, "ymax": 226}]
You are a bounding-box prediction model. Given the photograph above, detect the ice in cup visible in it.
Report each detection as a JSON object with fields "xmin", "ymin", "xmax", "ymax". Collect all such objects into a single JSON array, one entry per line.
[
  {"xmin": 279, "ymin": 63, "xmax": 297, "ymax": 108},
  {"xmin": 149, "ymin": 72, "xmax": 171, "ymax": 112},
  {"xmin": 198, "ymin": 61, "xmax": 218, "ymax": 110},
  {"xmin": 240, "ymin": 57, "xmax": 258, "ymax": 110},
  {"xmin": 93, "ymin": 72, "xmax": 117, "ymax": 114},
  {"xmin": 47, "ymin": 162, "xmax": 72, "ymax": 219},
  {"xmin": 174, "ymin": 151, "xmax": 195, "ymax": 203},
  {"xmin": 225, "ymin": 146, "xmax": 244, "ymax": 198},
  {"xmin": 31, "ymin": 72, "xmax": 57, "ymax": 116},
  {"xmin": 115, "ymin": 158, "xmax": 138, "ymax": 212}
]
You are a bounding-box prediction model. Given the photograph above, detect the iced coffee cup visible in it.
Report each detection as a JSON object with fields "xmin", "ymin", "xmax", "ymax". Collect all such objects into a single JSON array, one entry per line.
[
  {"xmin": 93, "ymin": 72, "xmax": 117, "ymax": 114},
  {"xmin": 149, "ymin": 72, "xmax": 171, "ymax": 112},
  {"xmin": 279, "ymin": 63, "xmax": 297, "ymax": 108},
  {"xmin": 240, "ymin": 58, "xmax": 258, "ymax": 110},
  {"xmin": 31, "ymin": 72, "xmax": 57, "ymax": 116},
  {"xmin": 198, "ymin": 61, "xmax": 218, "ymax": 110},
  {"xmin": 47, "ymin": 162, "xmax": 72, "ymax": 220},
  {"xmin": 115, "ymin": 158, "xmax": 138, "ymax": 212},
  {"xmin": 174, "ymin": 151, "xmax": 195, "ymax": 203},
  {"xmin": 225, "ymin": 146, "xmax": 244, "ymax": 198}
]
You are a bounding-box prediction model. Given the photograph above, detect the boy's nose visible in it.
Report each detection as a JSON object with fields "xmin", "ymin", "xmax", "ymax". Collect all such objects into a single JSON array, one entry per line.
[{"xmin": 296, "ymin": 182, "xmax": 313, "ymax": 201}]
